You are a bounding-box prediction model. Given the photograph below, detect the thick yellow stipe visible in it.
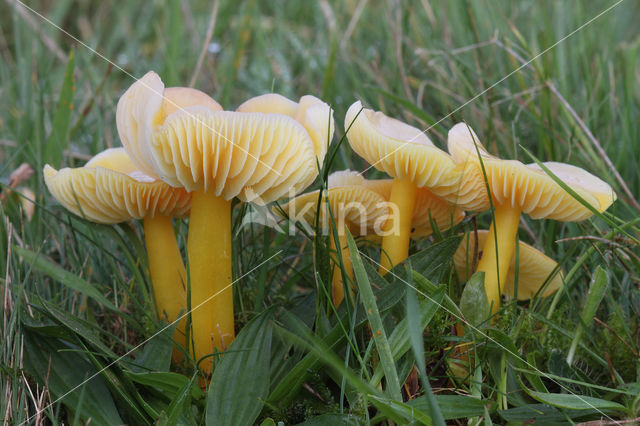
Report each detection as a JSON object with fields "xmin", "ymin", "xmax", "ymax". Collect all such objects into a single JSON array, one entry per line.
[
  {"xmin": 329, "ymin": 225, "xmax": 353, "ymax": 306},
  {"xmin": 475, "ymin": 204, "xmax": 522, "ymax": 315},
  {"xmin": 379, "ymin": 178, "xmax": 418, "ymax": 274},
  {"xmin": 144, "ymin": 215, "xmax": 187, "ymax": 353},
  {"xmin": 187, "ymin": 190, "xmax": 234, "ymax": 374}
]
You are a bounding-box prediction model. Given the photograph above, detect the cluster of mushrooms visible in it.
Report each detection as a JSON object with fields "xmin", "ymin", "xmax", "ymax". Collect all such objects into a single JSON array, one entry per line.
[{"xmin": 44, "ymin": 71, "xmax": 616, "ymax": 374}]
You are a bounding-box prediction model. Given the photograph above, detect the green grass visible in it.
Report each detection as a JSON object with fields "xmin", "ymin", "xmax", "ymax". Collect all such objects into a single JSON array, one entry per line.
[{"xmin": 1, "ymin": 0, "xmax": 640, "ymax": 424}]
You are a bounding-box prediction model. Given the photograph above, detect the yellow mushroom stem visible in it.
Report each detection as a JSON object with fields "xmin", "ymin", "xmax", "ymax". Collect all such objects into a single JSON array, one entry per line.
[
  {"xmin": 475, "ymin": 204, "xmax": 522, "ymax": 315},
  {"xmin": 329, "ymin": 221, "xmax": 353, "ymax": 306},
  {"xmin": 379, "ymin": 178, "xmax": 418, "ymax": 274},
  {"xmin": 143, "ymin": 214, "xmax": 187, "ymax": 355},
  {"xmin": 187, "ymin": 190, "xmax": 234, "ymax": 374}
]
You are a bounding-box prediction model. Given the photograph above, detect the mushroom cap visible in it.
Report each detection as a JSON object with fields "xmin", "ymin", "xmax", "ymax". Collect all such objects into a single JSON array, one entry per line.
[
  {"xmin": 344, "ymin": 101, "xmax": 460, "ymax": 199},
  {"xmin": 277, "ymin": 170, "xmax": 464, "ymax": 237},
  {"xmin": 276, "ymin": 170, "xmax": 388, "ymax": 235},
  {"xmin": 453, "ymin": 230, "xmax": 563, "ymax": 300},
  {"xmin": 44, "ymin": 148, "xmax": 191, "ymax": 224},
  {"xmin": 117, "ymin": 72, "xmax": 329, "ymax": 204},
  {"xmin": 448, "ymin": 123, "xmax": 617, "ymax": 220},
  {"xmin": 237, "ymin": 93, "xmax": 334, "ymax": 167}
]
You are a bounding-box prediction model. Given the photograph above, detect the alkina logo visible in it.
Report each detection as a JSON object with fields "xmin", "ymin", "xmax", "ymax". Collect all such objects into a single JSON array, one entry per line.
[{"xmin": 238, "ymin": 187, "xmax": 401, "ymax": 237}]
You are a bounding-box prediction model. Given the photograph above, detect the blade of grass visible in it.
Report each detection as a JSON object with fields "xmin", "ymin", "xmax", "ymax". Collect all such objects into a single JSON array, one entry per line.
[
  {"xmin": 346, "ymin": 231, "xmax": 402, "ymax": 401},
  {"xmin": 566, "ymin": 266, "xmax": 608, "ymax": 365}
]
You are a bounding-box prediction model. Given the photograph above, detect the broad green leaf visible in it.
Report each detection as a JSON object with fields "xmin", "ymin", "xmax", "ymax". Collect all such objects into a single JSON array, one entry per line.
[
  {"xmin": 405, "ymin": 265, "xmax": 444, "ymax": 426},
  {"xmin": 132, "ymin": 324, "xmax": 175, "ymax": 373},
  {"xmin": 295, "ymin": 414, "xmax": 359, "ymax": 425},
  {"xmin": 459, "ymin": 272, "xmax": 490, "ymax": 328},
  {"xmin": 567, "ymin": 266, "xmax": 608, "ymax": 364},
  {"xmin": 388, "ymin": 236, "xmax": 462, "ymax": 282},
  {"xmin": 33, "ymin": 297, "xmax": 117, "ymax": 358},
  {"xmin": 206, "ymin": 309, "xmax": 274, "ymax": 426},
  {"xmin": 45, "ymin": 50, "xmax": 74, "ymax": 167},
  {"xmin": 22, "ymin": 331, "xmax": 123, "ymax": 425},
  {"xmin": 125, "ymin": 372, "xmax": 204, "ymax": 401},
  {"xmin": 346, "ymin": 232, "xmax": 402, "ymax": 401},
  {"xmin": 527, "ymin": 391, "xmax": 626, "ymax": 412},
  {"xmin": 408, "ymin": 395, "xmax": 488, "ymax": 420},
  {"xmin": 498, "ymin": 404, "xmax": 593, "ymax": 422},
  {"xmin": 159, "ymin": 373, "xmax": 199, "ymax": 426},
  {"xmin": 14, "ymin": 246, "xmax": 117, "ymax": 310},
  {"xmin": 370, "ymin": 396, "xmax": 432, "ymax": 425},
  {"xmin": 370, "ymin": 287, "xmax": 445, "ymax": 386}
]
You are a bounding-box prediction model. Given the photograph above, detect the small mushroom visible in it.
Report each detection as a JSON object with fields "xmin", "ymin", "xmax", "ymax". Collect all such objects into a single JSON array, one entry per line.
[
  {"xmin": 117, "ymin": 72, "xmax": 333, "ymax": 372},
  {"xmin": 345, "ymin": 102, "xmax": 464, "ymax": 272},
  {"xmin": 276, "ymin": 170, "xmax": 389, "ymax": 306},
  {"xmin": 453, "ymin": 230, "xmax": 563, "ymax": 301},
  {"xmin": 44, "ymin": 148, "xmax": 190, "ymax": 351},
  {"xmin": 448, "ymin": 123, "xmax": 616, "ymax": 313}
]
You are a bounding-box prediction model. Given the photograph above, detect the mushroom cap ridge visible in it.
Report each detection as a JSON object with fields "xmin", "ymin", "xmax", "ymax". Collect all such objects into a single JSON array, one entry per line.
[
  {"xmin": 448, "ymin": 123, "xmax": 617, "ymax": 220},
  {"xmin": 453, "ymin": 230, "xmax": 563, "ymax": 300},
  {"xmin": 44, "ymin": 148, "xmax": 190, "ymax": 224}
]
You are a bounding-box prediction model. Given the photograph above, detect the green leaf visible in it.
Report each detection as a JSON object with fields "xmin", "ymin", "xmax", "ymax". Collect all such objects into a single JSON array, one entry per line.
[
  {"xmin": 206, "ymin": 309, "xmax": 274, "ymax": 426},
  {"xmin": 567, "ymin": 266, "xmax": 608, "ymax": 365},
  {"xmin": 369, "ymin": 286, "xmax": 445, "ymax": 386},
  {"xmin": 14, "ymin": 246, "xmax": 117, "ymax": 310},
  {"xmin": 346, "ymin": 231, "xmax": 402, "ymax": 401},
  {"xmin": 370, "ymin": 396, "xmax": 433, "ymax": 425},
  {"xmin": 408, "ymin": 395, "xmax": 488, "ymax": 420},
  {"xmin": 389, "ymin": 236, "xmax": 462, "ymax": 281},
  {"xmin": 33, "ymin": 297, "xmax": 118, "ymax": 358},
  {"xmin": 459, "ymin": 271, "xmax": 490, "ymax": 328},
  {"xmin": 161, "ymin": 373, "xmax": 199, "ymax": 426},
  {"xmin": 45, "ymin": 50, "xmax": 75, "ymax": 167},
  {"xmin": 132, "ymin": 324, "xmax": 175, "ymax": 373},
  {"xmin": 498, "ymin": 404, "xmax": 593, "ymax": 423},
  {"xmin": 125, "ymin": 372, "xmax": 204, "ymax": 401},
  {"xmin": 405, "ymin": 265, "xmax": 444, "ymax": 426},
  {"xmin": 295, "ymin": 414, "xmax": 359, "ymax": 425},
  {"xmin": 22, "ymin": 330, "xmax": 123, "ymax": 425},
  {"xmin": 527, "ymin": 391, "xmax": 626, "ymax": 412}
]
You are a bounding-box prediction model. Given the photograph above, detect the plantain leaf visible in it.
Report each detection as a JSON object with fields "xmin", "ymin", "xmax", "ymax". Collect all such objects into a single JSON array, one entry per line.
[
  {"xmin": 22, "ymin": 330, "xmax": 123, "ymax": 425},
  {"xmin": 459, "ymin": 271, "xmax": 490, "ymax": 328},
  {"xmin": 206, "ymin": 308, "xmax": 274, "ymax": 426}
]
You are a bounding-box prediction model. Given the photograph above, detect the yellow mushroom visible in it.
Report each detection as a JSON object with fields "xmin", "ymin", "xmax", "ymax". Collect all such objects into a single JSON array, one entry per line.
[
  {"xmin": 453, "ymin": 230, "xmax": 563, "ymax": 301},
  {"xmin": 44, "ymin": 148, "xmax": 191, "ymax": 352},
  {"xmin": 344, "ymin": 102, "xmax": 464, "ymax": 273},
  {"xmin": 116, "ymin": 72, "xmax": 333, "ymax": 372},
  {"xmin": 448, "ymin": 123, "xmax": 616, "ymax": 314}
]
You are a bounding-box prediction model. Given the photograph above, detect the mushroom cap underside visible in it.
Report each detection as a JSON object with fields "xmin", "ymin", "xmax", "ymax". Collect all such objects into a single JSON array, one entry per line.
[
  {"xmin": 44, "ymin": 148, "xmax": 190, "ymax": 224},
  {"xmin": 447, "ymin": 123, "xmax": 617, "ymax": 220},
  {"xmin": 345, "ymin": 101, "xmax": 460, "ymax": 199},
  {"xmin": 117, "ymin": 72, "xmax": 329, "ymax": 203}
]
